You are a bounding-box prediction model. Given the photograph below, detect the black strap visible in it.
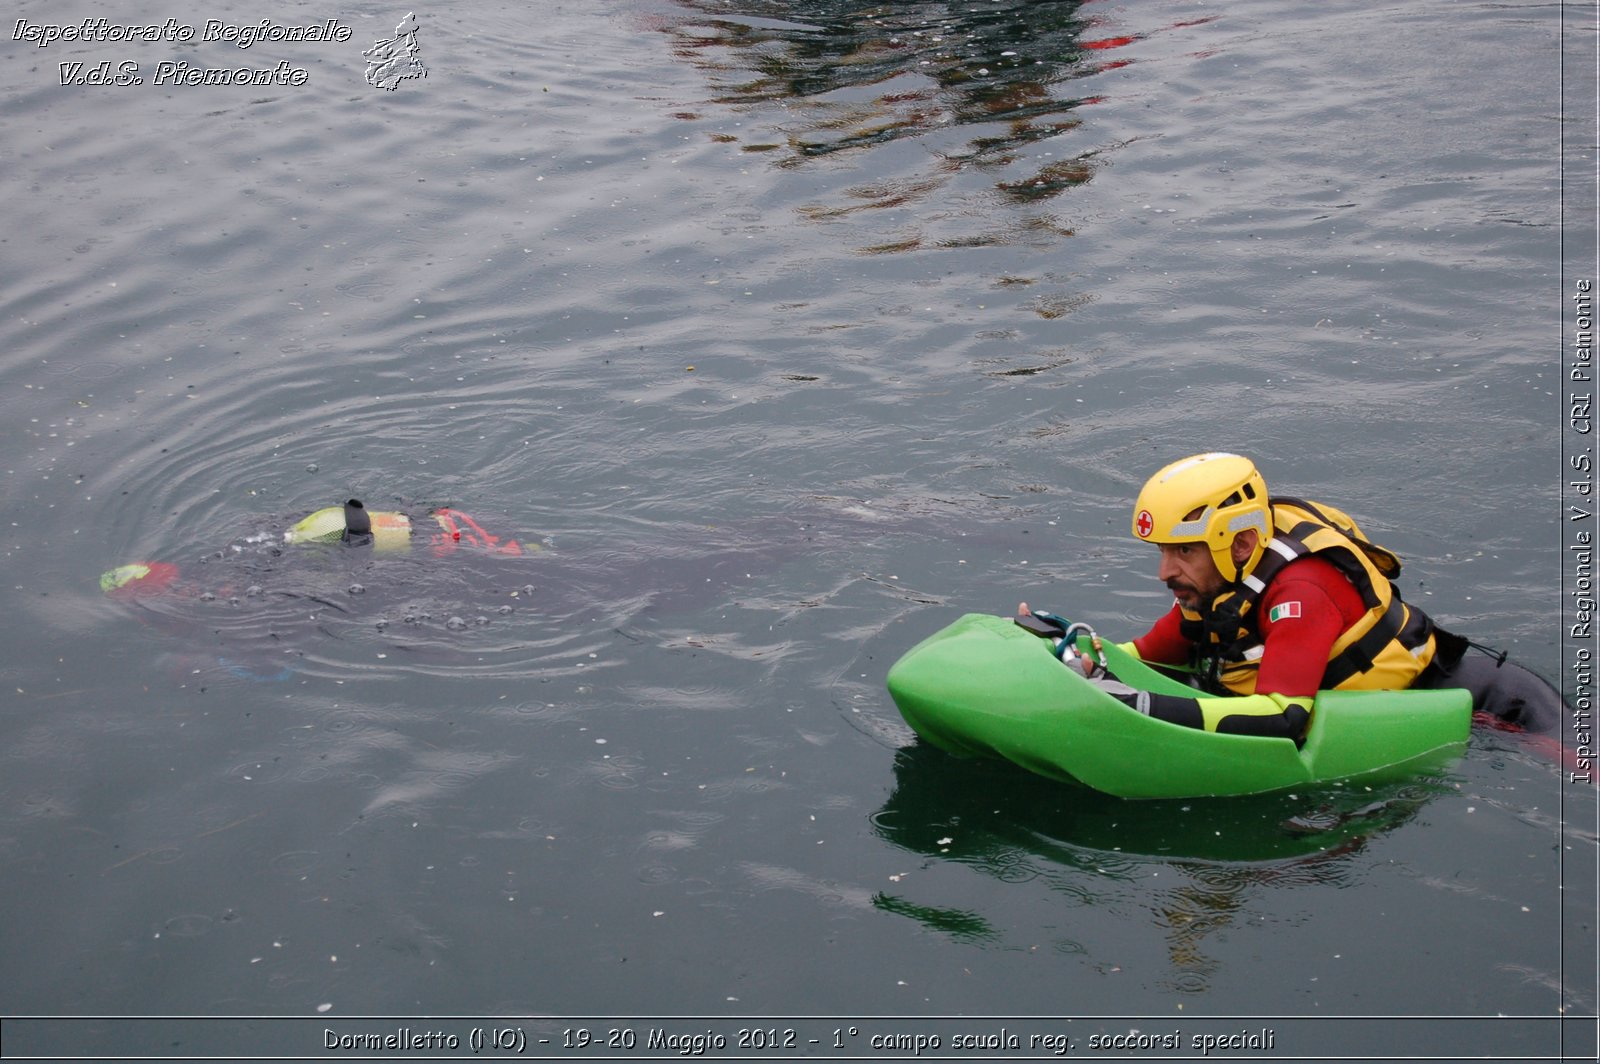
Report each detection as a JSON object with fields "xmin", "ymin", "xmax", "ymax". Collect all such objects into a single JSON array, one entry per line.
[
  {"xmin": 1320, "ymin": 596, "xmax": 1408, "ymax": 688},
  {"xmin": 1273, "ymin": 494, "xmax": 1402, "ymax": 579},
  {"xmin": 1014, "ymin": 612, "xmax": 1066, "ymax": 639},
  {"xmin": 1430, "ymin": 625, "xmax": 1471, "ymax": 670},
  {"xmin": 1188, "ymin": 597, "xmax": 1247, "ymax": 694}
]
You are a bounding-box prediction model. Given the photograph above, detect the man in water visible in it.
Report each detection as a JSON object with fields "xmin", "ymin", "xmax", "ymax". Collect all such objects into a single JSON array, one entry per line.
[{"xmin": 1021, "ymin": 452, "xmax": 1564, "ymax": 741}]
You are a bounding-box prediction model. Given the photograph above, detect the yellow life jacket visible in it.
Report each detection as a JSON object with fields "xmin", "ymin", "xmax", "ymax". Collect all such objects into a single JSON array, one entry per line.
[{"xmin": 1176, "ymin": 496, "xmax": 1438, "ymax": 695}]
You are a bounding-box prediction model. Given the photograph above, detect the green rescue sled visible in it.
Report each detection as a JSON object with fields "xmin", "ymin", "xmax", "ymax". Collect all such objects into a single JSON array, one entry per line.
[{"xmin": 885, "ymin": 613, "xmax": 1471, "ymax": 800}]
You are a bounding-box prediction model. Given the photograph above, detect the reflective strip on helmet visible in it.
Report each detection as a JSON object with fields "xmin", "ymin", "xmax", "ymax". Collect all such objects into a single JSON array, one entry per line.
[{"xmin": 1227, "ymin": 510, "xmax": 1269, "ymax": 537}]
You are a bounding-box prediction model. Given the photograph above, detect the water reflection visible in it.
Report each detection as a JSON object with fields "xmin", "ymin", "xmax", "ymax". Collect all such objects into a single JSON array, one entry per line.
[
  {"xmin": 872, "ymin": 745, "xmax": 1448, "ymax": 988},
  {"xmin": 661, "ymin": 1, "xmax": 1213, "ymax": 217}
]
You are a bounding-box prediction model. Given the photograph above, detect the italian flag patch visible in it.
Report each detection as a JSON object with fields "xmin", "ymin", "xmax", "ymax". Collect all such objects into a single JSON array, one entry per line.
[{"xmin": 1267, "ymin": 601, "xmax": 1302, "ymax": 622}]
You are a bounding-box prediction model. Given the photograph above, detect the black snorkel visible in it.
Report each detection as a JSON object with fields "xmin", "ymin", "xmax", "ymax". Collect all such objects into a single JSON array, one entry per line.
[{"xmin": 342, "ymin": 498, "xmax": 373, "ymax": 545}]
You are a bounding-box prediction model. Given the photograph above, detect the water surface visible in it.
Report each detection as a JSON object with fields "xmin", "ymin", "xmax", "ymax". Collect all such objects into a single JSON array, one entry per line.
[{"xmin": 0, "ymin": 1, "xmax": 1594, "ymax": 1058}]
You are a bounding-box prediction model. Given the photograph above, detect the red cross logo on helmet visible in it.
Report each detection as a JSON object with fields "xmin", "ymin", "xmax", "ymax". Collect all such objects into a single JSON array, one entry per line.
[{"xmin": 1135, "ymin": 509, "xmax": 1155, "ymax": 538}]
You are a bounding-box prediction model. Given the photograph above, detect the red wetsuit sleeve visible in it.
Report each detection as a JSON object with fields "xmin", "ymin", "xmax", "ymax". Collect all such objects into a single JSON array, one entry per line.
[
  {"xmin": 1253, "ymin": 557, "xmax": 1369, "ymax": 697},
  {"xmin": 1133, "ymin": 603, "xmax": 1192, "ymax": 666}
]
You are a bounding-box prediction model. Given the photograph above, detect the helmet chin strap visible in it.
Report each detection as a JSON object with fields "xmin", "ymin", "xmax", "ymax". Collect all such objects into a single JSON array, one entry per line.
[
  {"xmin": 1225, "ymin": 526, "xmax": 1263, "ymax": 587},
  {"xmin": 1217, "ymin": 540, "xmax": 1244, "ymax": 592},
  {"xmin": 1230, "ymin": 542, "xmax": 1253, "ymax": 586}
]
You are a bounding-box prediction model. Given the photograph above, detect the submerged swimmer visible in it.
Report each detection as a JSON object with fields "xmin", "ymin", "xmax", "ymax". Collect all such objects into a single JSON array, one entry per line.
[
  {"xmin": 100, "ymin": 499, "xmax": 533, "ymax": 680},
  {"xmin": 102, "ymin": 498, "xmax": 525, "ymax": 600},
  {"xmin": 100, "ymin": 495, "xmax": 918, "ymax": 680}
]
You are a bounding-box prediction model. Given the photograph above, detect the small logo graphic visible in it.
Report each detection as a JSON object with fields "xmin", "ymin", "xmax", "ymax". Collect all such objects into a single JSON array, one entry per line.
[
  {"xmin": 1135, "ymin": 509, "xmax": 1154, "ymax": 538},
  {"xmin": 363, "ymin": 12, "xmax": 425, "ymax": 90},
  {"xmin": 1267, "ymin": 601, "xmax": 1302, "ymax": 623}
]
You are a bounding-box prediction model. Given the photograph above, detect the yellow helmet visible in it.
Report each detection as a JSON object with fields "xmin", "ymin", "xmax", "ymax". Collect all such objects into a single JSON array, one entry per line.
[{"xmin": 1131, "ymin": 453, "xmax": 1271, "ymax": 581}]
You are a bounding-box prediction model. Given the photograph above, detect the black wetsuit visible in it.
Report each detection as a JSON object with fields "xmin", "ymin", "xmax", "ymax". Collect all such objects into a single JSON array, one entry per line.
[{"xmin": 1413, "ymin": 645, "xmax": 1568, "ymax": 734}]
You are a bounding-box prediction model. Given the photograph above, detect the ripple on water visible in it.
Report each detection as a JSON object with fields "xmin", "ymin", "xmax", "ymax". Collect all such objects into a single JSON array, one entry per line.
[
  {"xmin": 636, "ymin": 863, "xmax": 680, "ymax": 886},
  {"xmin": 268, "ymin": 851, "xmax": 321, "ymax": 878},
  {"xmin": 161, "ymin": 914, "xmax": 216, "ymax": 938},
  {"xmin": 641, "ymin": 831, "xmax": 699, "ymax": 854},
  {"xmin": 360, "ymin": 749, "xmax": 522, "ymax": 817},
  {"xmin": 227, "ymin": 760, "xmax": 291, "ymax": 785}
]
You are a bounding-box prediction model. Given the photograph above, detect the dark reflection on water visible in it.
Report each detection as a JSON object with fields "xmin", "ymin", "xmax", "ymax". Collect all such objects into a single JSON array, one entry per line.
[
  {"xmin": 875, "ymin": 744, "xmax": 1439, "ymax": 866},
  {"xmin": 660, "ymin": 0, "xmax": 1212, "ymax": 226},
  {"xmin": 873, "ymin": 744, "xmax": 1448, "ymax": 988}
]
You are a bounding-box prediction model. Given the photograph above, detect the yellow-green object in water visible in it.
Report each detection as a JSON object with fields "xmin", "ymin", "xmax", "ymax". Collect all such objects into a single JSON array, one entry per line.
[
  {"xmin": 101, "ymin": 563, "xmax": 153, "ymax": 593},
  {"xmin": 100, "ymin": 562, "xmax": 183, "ymax": 594},
  {"xmin": 886, "ymin": 612, "xmax": 1472, "ymax": 799},
  {"xmin": 284, "ymin": 499, "xmax": 412, "ymax": 552}
]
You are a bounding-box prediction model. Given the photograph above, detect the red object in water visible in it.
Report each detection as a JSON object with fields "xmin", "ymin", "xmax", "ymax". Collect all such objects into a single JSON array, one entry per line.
[
  {"xmin": 105, "ymin": 561, "xmax": 181, "ymax": 598},
  {"xmin": 1473, "ymin": 710, "xmax": 1596, "ymax": 785},
  {"xmin": 429, "ymin": 508, "xmax": 522, "ymax": 557},
  {"xmin": 1081, "ymin": 35, "xmax": 1139, "ymax": 50}
]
